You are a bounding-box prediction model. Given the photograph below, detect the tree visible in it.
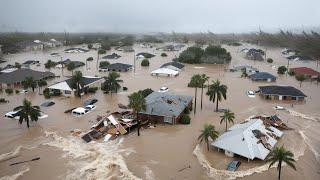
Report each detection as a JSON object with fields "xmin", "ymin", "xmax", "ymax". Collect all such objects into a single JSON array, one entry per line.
[
  {"xmin": 14, "ymin": 62, "xmax": 21, "ymax": 69},
  {"xmin": 98, "ymin": 49, "xmax": 106, "ymax": 54},
  {"xmin": 316, "ymin": 76, "xmax": 320, "ymax": 86},
  {"xmin": 22, "ymin": 77, "xmax": 37, "ymax": 92},
  {"xmin": 220, "ymin": 109, "xmax": 235, "ymax": 131},
  {"xmin": 37, "ymin": 79, "xmax": 47, "ymax": 95},
  {"xmin": 267, "ymin": 58, "xmax": 274, "ymax": 63},
  {"xmin": 14, "ymin": 99, "xmax": 41, "ymax": 128},
  {"xmin": 295, "ymin": 74, "xmax": 306, "ymax": 87},
  {"xmin": 70, "ymin": 71, "xmax": 83, "ymax": 97},
  {"xmin": 86, "ymin": 57, "xmax": 94, "ymax": 61},
  {"xmin": 241, "ymin": 69, "xmax": 248, "ymax": 78},
  {"xmin": 141, "ymin": 59, "xmax": 150, "ymax": 66},
  {"xmin": 44, "ymin": 59, "xmax": 57, "ymax": 71},
  {"xmin": 87, "ymin": 44, "xmax": 93, "ymax": 49},
  {"xmin": 161, "ymin": 53, "xmax": 167, "ymax": 57},
  {"xmin": 99, "ymin": 61, "xmax": 110, "ymax": 68},
  {"xmin": 266, "ymin": 146, "xmax": 296, "ymax": 180},
  {"xmin": 206, "ymin": 80, "xmax": 227, "ymax": 112},
  {"xmin": 188, "ymin": 74, "xmax": 202, "ymax": 114},
  {"xmin": 198, "ymin": 124, "xmax": 219, "ymax": 151},
  {"xmin": 128, "ymin": 92, "xmax": 146, "ymax": 136},
  {"xmin": 101, "ymin": 72, "xmax": 123, "ymax": 95},
  {"xmin": 67, "ymin": 61, "xmax": 76, "ymax": 75},
  {"xmin": 199, "ymin": 74, "xmax": 209, "ymax": 110},
  {"xmin": 278, "ymin": 66, "xmax": 287, "ymax": 74}
]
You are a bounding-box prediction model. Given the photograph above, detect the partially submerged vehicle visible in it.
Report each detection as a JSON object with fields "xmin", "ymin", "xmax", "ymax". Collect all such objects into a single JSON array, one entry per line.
[
  {"xmin": 71, "ymin": 105, "xmax": 96, "ymax": 116},
  {"xmin": 158, "ymin": 87, "xmax": 169, "ymax": 93},
  {"xmin": 40, "ymin": 101, "xmax": 55, "ymax": 107},
  {"xmin": 247, "ymin": 90, "xmax": 255, "ymax": 98},
  {"xmin": 227, "ymin": 160, "xmax": 241, "ymax": 171},
  {"xmin": 83, "ymin": 99, "xmax": 98, "ymax": 106},
  {"xmin": 274, "ymin": 105, "xmax": 285, "ymax": 110},
  {"xmin": 5, "ymin": 110, "xmax": 48, "ymax": 119}
]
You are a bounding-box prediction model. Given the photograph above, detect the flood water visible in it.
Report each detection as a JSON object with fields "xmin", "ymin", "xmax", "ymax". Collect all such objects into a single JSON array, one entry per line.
[{"xmin": 0, "ymin": 43, "xmax": 319, "ymax": 180}]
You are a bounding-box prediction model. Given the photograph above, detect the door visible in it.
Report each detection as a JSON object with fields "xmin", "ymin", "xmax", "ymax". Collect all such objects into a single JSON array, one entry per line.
[{"xmin": 164, "ymin": 116, "xmax": 173, "ymax": 124}]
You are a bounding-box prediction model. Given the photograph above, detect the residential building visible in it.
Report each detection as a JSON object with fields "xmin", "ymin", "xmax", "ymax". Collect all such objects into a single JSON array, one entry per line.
[
  {"xmin": 249, "ymin": 72, "xmax": 276, "ymax": 82},
  {"xmin": 151, "ymin": 68, "xmax": 179, "ymax": 77},
  {"xmin": 99, "ymin": 63, "xmax": 132, "ymax": 72},
  {"xmin": 290, "ymin": 67, "xmax": 320, "ymax": 79},
  {"xmin": 212, "ymin": 118, "xmax": 283, "ymax": 160},
  {"xmin": 258, "ymin": 85, "xmax": 307, "ymax": 101},
  {"xmin": 138, "ymin": 92, "xmax": 193, "ymax": 125},
  {"xmin": 160, "ymin": 62, "xmax": 185, "ymax": 71}
]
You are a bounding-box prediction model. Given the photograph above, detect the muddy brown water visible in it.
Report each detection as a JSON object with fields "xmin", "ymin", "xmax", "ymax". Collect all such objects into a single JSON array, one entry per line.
[{"xmin": 0, "ymin": 43, "xmax": 319, "ymax": 180}]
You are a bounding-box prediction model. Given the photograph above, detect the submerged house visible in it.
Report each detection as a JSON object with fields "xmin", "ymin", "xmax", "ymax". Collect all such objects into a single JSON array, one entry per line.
[
  {"xmin": 244, "ymin": 49, "xmax": 265, "ymax": 61},
  {"xmin": 230, "ymin": 65, "xmax": 259, "ymax": 75},
  {"xmin": 102, "ymin": 53, "xmax": 121, "ymax": 60},
  {"xmin": 258, "ymin": 85, "xmax": 307, "ymax": 101},
  {"xmin": 249, "ymin": 72, "xmax": 276, "ymax": 82},
  {"xmin": 138, "ymin": 92, "xmax": 193, "ymax": 125},
  {"xmin": 0, "ymin": 68, "xmax": 55, "ymax": 88},
  {"xmin": 290, "ymin": 67, "xmax": 320, "ymax": 79},
  {"xmin": 16, "ymin": 40, "xmax": 44, "ymax": 51},
  {"xmin": 160, "ymin": 62, "xmax": 185, "ymax": 71},
  {"xmin": 48, "ymin": 76, "xmax": 103, "ymax": 97},
  {"xmin": 212, "ymin": 118, "xmax": 283, "ymax": 160},
  {"xmin": 151, "ymin": 68, "xmax": 179, "ymax": 77},
  {"xmin": 99, "ymin": 63, "xmax": 132, "ymax": 72}
]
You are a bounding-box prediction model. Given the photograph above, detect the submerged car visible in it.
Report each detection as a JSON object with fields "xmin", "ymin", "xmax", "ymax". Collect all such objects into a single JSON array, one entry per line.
[
  {"xmin": 72, "ymin": 105, "xmax": 96, "ymax": 116},
  {"xmin": 5, "ymin": 110, "xmax": 48, "ymax": 119},
  {"xmin": 227, "ymin": 160, "xmax": 241, "ymax": 171},
  {"xmin": 158, "ymin": 87, "xmax": 169, "ymax": 93},
  {"xmin": 274, "ymin": 105, "xmax": 285, "ymax": 110},
  {"xmin": 84, "ymin": 98, "xmax": 98, "ymax": 106},
  {"xmin": 247, "ymin": 90, "xmax": 255, "ymax": 98}
]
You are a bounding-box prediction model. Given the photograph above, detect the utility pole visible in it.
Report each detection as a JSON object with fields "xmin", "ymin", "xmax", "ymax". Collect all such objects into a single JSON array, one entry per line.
[
  {"xmin": 133, "ymin": 50, "xmax": 136, "ymax": 74},
  {"xmin": 96, "ymin": 48, "xmax": 99, "ymax": 70}
]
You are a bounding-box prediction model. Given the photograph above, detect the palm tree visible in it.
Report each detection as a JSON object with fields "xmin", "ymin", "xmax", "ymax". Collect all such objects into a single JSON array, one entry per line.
[
  {"xmin": 295, "ymin": 74, "xmax": 306, "ymax": 87},
  {"xmin": 37, "ymin": 79, "xmax": 47, "ymax": 95},
  {"xmin": 188, "ymin": 74, "xmax": 202, "ymax": 114},
  {"xmin": 71, "ymin": 71, "xmax": 83, "ymax": 97},
  {"xmin": 220, "ymin": 109, "xmax": 235, "ymax": 131},
  {"xmin": 200, "ymin": 74, "xmax": 209, "ymax": 110},
  {"xmin": 44, "ymin": 59, "xmax": 57, "ymax": 71},
  {"xmin": 198, "ymin": 124, "xmax": 219, "ymax": 151},
  {"xmin": 14, "ymin": 99, "xmax": 41, "ymax": 128},
  {"xmin": 22, "ymin": 77, "xmax": 37, "ymax": 92},
  {"xmin": 206, "ymin": 80, "xmax": 227, "ymax": 112},
  {"xmin": 266, "ymin": 146, "xmax": 296, "ymax": 180},
  {"xmin": 128, "ymin": 92, "xmax": 146, "ymax": 136},
  {"xmin": 101, "ymin": 72, "xmax": 123, "ymax": 95},
  {"xmin": 241, "ymin": 69, "xmax": 248, "ymax": 78}
]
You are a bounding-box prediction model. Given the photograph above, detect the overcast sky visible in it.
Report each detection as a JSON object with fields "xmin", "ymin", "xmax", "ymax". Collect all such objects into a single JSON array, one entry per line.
[{"xmin": 0, "ymin": 0, "xmax": 319, "ymax": 33}]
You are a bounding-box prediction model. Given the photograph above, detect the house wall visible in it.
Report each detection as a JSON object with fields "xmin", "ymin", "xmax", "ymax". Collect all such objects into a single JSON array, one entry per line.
[{"xmin": 261, "ymin": 94, "xmax": 305, "ymax": 101}]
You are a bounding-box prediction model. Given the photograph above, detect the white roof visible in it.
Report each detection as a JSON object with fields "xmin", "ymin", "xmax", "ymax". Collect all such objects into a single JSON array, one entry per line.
[
  {"xmin": 212, "ymin": 119, "xmax": 283, "ymax": 160},
  {"xmin": 72, "ymin": 107, "xmax": 86, "ymax": 113},
  {"xmin": 48, "ymin": 81, "xmax": 72, "ymax": 91},
  {"xmin": 151, "ymin": 68, "xmax": 179, "ymax": 76}
]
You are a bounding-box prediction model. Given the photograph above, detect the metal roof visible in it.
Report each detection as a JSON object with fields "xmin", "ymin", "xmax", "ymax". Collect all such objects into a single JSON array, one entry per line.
[{"xmin": 0, "ymin": 68, "xmax": 55, "ymax": 84}]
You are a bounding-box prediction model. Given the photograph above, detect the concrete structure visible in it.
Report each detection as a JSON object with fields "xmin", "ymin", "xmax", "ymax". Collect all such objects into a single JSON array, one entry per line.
[{"xmin": 151, "ymin": 68, "xmax": 179, "ymax": 77}]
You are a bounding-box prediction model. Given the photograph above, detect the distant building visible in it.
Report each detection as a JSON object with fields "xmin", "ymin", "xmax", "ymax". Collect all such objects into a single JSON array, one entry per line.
[
  {"xmin": 16, "ymin": 40, "xmax": 44, "ymax": 51},
  {"xmin": 249, "ymin": 72, "xmax": 276, "ymax": 82},
  {"xmin": 212, "ymin": 118, "xmax": 283, "ymax": 160},
  {"xmin": 48, "ymin": 76, "xmax": 103, "ymax": 97},
  {"xmin": 160, "ymin": 62, "xmax": 185, "ymax": 71},
  {"xmin": 290, "ymin": 67, "xmax": 320, "ymax": 78},
  {"xmin": 151, "ymin": 68, "xmax": 179, "ymax": 77},
  {"xmin": 42, "ymin": 39, "xmax": 63, "ymax": 48},
  {"xmin": 258, "ymin": 85, "xmax": 307, "ymax": 101},
  {"xmin": 0, "ymin": 68, "xmax": 55, "ymax": 88},
  {"xmin": 138, "ymin": 92, "xmax": 193, "ymax": 125},
  {"xmin": 230, "ymin": 65, "xmax": 259, "ymax": 75},
  {"xmin": 99, "ymin": 63, "xmax": 132, "ymax": 72}
]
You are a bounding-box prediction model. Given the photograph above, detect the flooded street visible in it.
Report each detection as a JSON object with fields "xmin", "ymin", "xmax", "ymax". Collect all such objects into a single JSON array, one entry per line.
[{"xmin": 0, "ymin": 44, "xmax": 319, "ymax": 180}]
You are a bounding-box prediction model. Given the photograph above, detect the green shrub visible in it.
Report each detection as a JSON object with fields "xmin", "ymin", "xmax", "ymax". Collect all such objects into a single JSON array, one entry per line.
[
  {"xmin": 0, "ymin": 98, "xmax": 8, "ymax": 103},
  {"xmin": 277, "ymin": 66, "xmax": 287, "ymax": 74},
  {"xmin": 180, "ymin": 114, "xmax": 191, "ymax": 124},
  {"xmin": 43, "ymin": 88, "xmax": 51, "ymax": 99},
  {"xmin": 288, "ymin": 71, "xmax": 295, "ymax": 76},
  {"xmin": 141, "ymin": 59, "xmax": 150, "ymax": 66},
  {"xmin": 99, "ymin": 61, "xmax": 110, "ymax": 68},
  {"xmin": 123, "ymin": 87, "xmax": 128, "ymax": 91},
  {"xmin": 87, "ymin": 57, "xmax": 94, "ymax": 61},
  {"xmin": 267, "ymin": 58, "xmax": 273, "ymax": 63},
  {"xmin": 5, "ymin": 88, "xmax": 13, "ymax": 95},
  {"xmin": 15, "ymin": 89, "xmax": 20, "ymax": 94},
  {"xmin": 161, "ymin": 53, "xmax": 167, "ymax": 57},
  {"xmin": 98, "ymin": 49, "xmax": 106, "ymax": 54},
  {"xmin": 87, "ymin": 44, "xmax": 93, "ymax": 49},
  {"xmin": 138, "ymin": 88, "xmax": 153, "ymax": 98},
  {"xmin": 88, "ymin": 87, "xmax": 98, "ymax": 93}
]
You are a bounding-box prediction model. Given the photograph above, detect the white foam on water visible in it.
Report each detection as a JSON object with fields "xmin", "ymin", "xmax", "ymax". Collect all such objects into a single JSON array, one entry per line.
[
  {"xmin": 43, "ymin": 131, "xmax": 141, "ymax": 180},
  {"xmin": 143, "ymin": 166, "xmax": 155, "ymax": 180},
  {"xmin": 0, "ymin": 167, "xmax": 30, "ymax": 180},
  {"xmin": 193, "ymin": 136, "xmax": 306, "ymax": 180},
  {"xmin": 194, "ymin": 66, "xmax": 205, "ymax": 69},
  {"xmin": 299, "ymin": 130, "xmax": 320, "ymax": 162},
  {"xmin": 0, "ymin": 145, "xmax": 36, "ymax": 162},
  {"xmin": 286, "ymin": 109, "xmax": 320, "ymax": 123}
]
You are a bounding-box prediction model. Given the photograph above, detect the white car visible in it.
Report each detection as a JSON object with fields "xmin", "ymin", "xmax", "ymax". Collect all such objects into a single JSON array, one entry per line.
[
  {"xmin": 72, "ymin": 105, "xmax": 96, "ymax": 116},
  {"xmin": 274, "ymin": 106, "xmax": 285, "ymax": 110},
  {"xmin": 20, "ymin": 89, "xmax": 29, "ymax": 94},
  {"xmin": 158, "ymin": 87, "xmax": 169, "ymax": 93},
  {"xmin": 5, "ymin": 110, "xmax": 48, "ymax": 119},
  {"xmin": 247, "ymin": 90, "xmax": 255, "ymax": 98}
]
